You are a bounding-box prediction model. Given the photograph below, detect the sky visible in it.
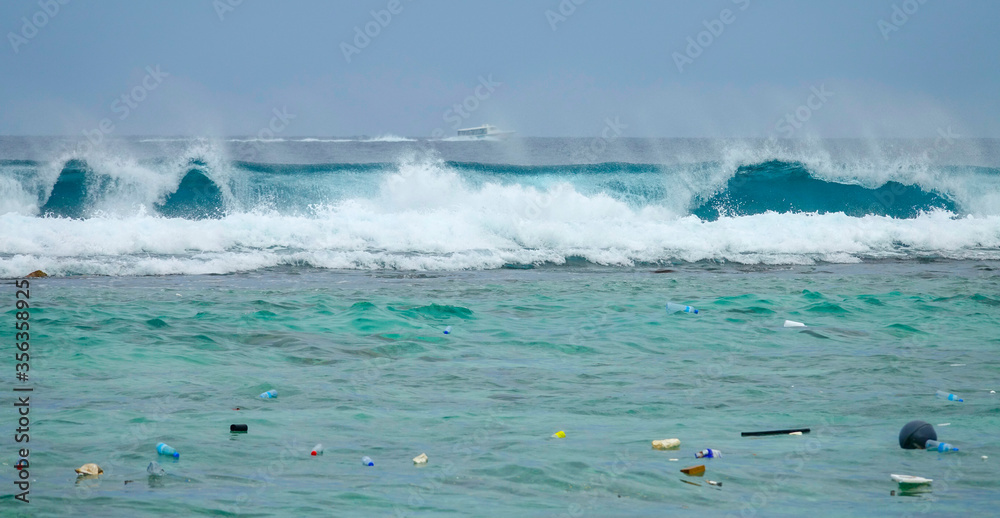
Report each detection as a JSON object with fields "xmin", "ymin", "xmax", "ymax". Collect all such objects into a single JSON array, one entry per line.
[{"xmin": 1, "ymin": 0, "xmax": 998, "ymax": 138}]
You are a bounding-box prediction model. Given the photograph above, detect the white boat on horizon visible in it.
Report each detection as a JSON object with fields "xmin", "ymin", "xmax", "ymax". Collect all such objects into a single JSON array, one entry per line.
[{"xmin": 456, "ymin": 124, "xmax": 515, "ymax": 139}]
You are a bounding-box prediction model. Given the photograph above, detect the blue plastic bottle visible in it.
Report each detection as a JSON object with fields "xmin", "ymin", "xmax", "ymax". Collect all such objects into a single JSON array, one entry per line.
[
  {"xmin": 260, "ymin": 389, "xmax": 278, "ymax": 399},
  {"xmin": 935, "ymin": 390, "xmax": 963, "ymax": 402},
  {"xmin": 666, "ymin": 302, "xmax": 698, "ymax": 314},
  {"xmin": 156, "ymin": 442, "xmax": 180, "ymax": 458},
  {"xmin": 695, "ymin": 448, "xmax": 721, "ymax": 459},
  {"xmin": 925, "ymin": 440, "xmax": 958, "ymax": 452},
  {"xmin": 362, "ymin": 456, "xmax": 374, "ymax": 466}
]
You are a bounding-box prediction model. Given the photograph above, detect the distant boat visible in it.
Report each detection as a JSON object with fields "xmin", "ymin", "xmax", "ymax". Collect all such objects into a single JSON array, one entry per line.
[{"xmin": 456, "ymin": 124, "xmax": 515, "ymax": 139}]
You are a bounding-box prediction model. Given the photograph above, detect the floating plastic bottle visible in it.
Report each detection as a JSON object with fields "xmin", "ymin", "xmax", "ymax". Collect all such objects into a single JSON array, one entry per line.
[
  {"xmin": 936, "ymin": 390, "xmax": 963, "ymax": 402},
  {"xmin": 311, "ymin": 444, "xmax": 323, "ymax": 456},
  {"xmin": 362, "ymin": 456, "xmax": 374, "ymax": 466},
  {"xmin": 147, "ymin": 461, "xmax": 165, "ymax": 476},
  {"xmin": 259, "ymin": 389, "xmax": 278, "ymax": 399},
  {"xmin": 925, "ymin": 440, "xmax": 959, "ymax": 452},
  {"xmin": 156, "ymin": 443, "xmax": 179, "ymax": 458},
  {"xmin": 444, "ymin": 326, "xmax": 452, "ymax": 334},
  {"xmin": 695, "ymin": 448, "xmax": 721, "ymax": 459},
  {"xmin": 666, "ymin": 302, "xmax": 698, "ymax": 314}
]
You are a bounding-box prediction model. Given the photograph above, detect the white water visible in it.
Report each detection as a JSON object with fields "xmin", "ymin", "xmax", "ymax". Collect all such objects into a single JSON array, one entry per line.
[{"xmin": 3, "ymin": 142, "xmax": 1000, "ymax": 276}]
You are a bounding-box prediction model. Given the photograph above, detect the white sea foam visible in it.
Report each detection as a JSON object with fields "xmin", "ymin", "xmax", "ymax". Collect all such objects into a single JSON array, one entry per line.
[
  {"xmin": 4, "ymin": 146, "xmax": 1000, "ymax": 276},
  {"xmin": 2, "ymin": 163, "xmax": 999, "ymax": 276},
  {"xmin": 363, "ymin": 134, "xmax": 417, "ymax": 143}
]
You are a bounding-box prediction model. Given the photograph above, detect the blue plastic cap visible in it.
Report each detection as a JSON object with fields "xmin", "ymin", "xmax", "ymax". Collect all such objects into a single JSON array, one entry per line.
[
  {"xmin": 173, "ymin": 453, "xmax": 179, "ymax": 458},
  {"xmin": 693, "ymin": 309, "xmax": 699, "ymax": 314}
]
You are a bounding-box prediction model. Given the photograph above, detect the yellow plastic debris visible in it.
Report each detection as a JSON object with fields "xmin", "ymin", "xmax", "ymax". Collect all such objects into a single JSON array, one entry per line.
[{"xmin": 552, "ymin": 430, "xmax": 566, "ymax": 438}]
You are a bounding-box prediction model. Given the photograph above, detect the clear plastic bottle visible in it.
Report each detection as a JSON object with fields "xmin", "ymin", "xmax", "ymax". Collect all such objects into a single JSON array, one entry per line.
[
  {"xmin": 311, "ymin": 444, "xmax": 323, "ymax": 456},
  {"xmin": 925, "ymin": 440, "xmax": 959, "ymax": 452},
  {"xmin": 362, "ymin": 456, "xmax": 374, "ymax": 466},
  {"xmin": 156, "ymin": 443, "xmax": 180, "ymax": 458},
  {"xmin": 936, "ymin": 390, "xmax": 963, "ymax": 402},
  {"xmin": 666, "ymin": 302, "xmax": 698, "ymax": 314},
  {"xmin": 259, "ymin": 389, "xmax": 278, "ymax": 399},
  {"xmin": 695, "ymin": 448, "xmax": 721, "ymax": 459},
  {"xmin": 444, "ymin": 326, "xmax": 452, "ymax": 334}
]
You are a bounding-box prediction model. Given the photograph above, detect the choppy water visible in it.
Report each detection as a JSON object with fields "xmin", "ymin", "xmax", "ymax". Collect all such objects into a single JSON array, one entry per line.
[
  {"xmin": 3, "ymin": 263, "xmax": 999, "ymax": 516},
  {"xmin": 3, "ymin": 137, "xmax": 1000, "ymax": 275},
  {"xmin": 2, "ymin": 137, "xmax": 999, "ymax": 516}
]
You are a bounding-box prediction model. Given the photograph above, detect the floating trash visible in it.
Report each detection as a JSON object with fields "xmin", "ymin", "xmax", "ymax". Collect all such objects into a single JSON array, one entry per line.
[
  {"xmin": 413, "ymin": 453, "xmax": 428, "ymax": 464},
  {"xmin": 156, "ymin": 443, "xmax": 180, "ymax": 458},
  {"xmin": 695, "ymin": 449, "xmax": 721, "ymax": 459},
  {"xmin": 891, "ymin": 474, "xmax": 932, "ymax": 485},
  {"xmin": 75, "ymin": 463, "xmax": 103, "ymax": 476},
  {"xmin": 552, "ymin": 430, "xmax": 566, "ymax": 439},
  {"xmin": 742, "ymin": 428, "xmax": 810, "ymax": 437},
  {"xmin": 681, "ymin": 465, "xmax": 705, "ymax": 476},
  {"xmin": 666, "ymin": 302, "xmax": 698, "ymax": 314},
  {"xmin": 936, "ymin": 390, "xmax": 963, "ymax": 402},
  {"xmin": 652, "ymin": 438, "xmax": 681, "ymax": 450}
]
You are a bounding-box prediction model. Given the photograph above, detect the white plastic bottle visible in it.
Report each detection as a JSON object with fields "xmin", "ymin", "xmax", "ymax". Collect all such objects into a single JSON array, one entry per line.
[
  {"xmin": 926, "ymin": 440, "xmax": 958, "ymax": 452},
  {"xmin": 666, "ymin": 302, "xmax": 698, "ymax": 314}
]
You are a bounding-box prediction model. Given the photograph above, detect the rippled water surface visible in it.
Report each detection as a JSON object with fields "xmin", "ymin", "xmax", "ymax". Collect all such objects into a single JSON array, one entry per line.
[{"xmin": 3, "ymin": 262, "xmax": 999, "ymax": 516}]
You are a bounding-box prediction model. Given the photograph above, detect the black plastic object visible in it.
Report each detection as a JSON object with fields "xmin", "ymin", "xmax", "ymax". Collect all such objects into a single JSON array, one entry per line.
[
  {"xmin": 230, "ymin": 424, "xmax": 248, "ymax": 433},
  {"xmin": 899, "ymin": 420, "xmax": 936, "ymax": 449},
  {"xmin": 741, "ymin": 428, "xmax": 811, "ymax": 437}
]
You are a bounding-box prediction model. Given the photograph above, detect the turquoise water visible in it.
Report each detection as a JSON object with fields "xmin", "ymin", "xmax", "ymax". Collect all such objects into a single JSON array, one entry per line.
[{"xmin": 4, "ymin": 262, "xmax": 999, "ymax": 516}]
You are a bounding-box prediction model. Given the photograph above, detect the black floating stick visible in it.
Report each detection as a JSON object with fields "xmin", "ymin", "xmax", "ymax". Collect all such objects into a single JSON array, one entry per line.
[
  {"xmin": 230, "ymin": 424, "xmax": 248, "ymax": 433},
  {"xmin": 741, "ymin": 428, "xmax": 810, "ymax": 437}
]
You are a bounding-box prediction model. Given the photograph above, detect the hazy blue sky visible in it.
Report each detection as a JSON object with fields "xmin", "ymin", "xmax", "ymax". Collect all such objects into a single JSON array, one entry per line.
[{"xmin": 2, "ymin": 0, "xmax": 997, "ymax": 137}]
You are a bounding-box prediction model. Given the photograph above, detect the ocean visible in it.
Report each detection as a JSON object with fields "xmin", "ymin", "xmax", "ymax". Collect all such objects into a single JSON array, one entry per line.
[{"xmin": 1, "ymin": 136, "xmax": 998, "ymax": 516}]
